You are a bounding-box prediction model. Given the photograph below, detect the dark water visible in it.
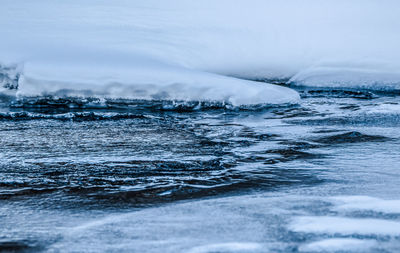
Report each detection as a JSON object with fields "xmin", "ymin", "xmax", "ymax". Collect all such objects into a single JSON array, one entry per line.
[{"xmin": 1, "ymin": 88, "xmax": 400, "ymax": 252}]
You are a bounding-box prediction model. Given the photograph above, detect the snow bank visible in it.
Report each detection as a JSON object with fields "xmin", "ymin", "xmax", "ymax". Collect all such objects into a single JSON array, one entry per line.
[
  {"xmin": 289, "ymin": 61, "xmax": 400, "ymax": 91},
  {"xmin": 1, "ymin": 0, "xmax": 400, "ymax": 103},
  {"xmin": 16, "ymin": 61, "xmax": 299, "ymax": 106}
]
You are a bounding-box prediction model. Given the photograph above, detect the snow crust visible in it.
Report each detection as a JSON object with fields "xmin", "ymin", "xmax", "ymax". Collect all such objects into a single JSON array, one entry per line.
[
  {"xmin": 1, "ymin": 0, "xmax": 400, "ymax": 103},
  {"xmin": 290, "ymin": 216, "xmax": 400, "ymax": 236},
  {"xmin": 289, "ymin": 61, "xmax": 400, "ymax": 91},
  {"xmin": 17, "ymin": 63, "xmax": 298, "ymax": 106},
  {"xmin": 331, "ymin": 196, "xmax": 400, "ymax": 214},
  {"xmin": 299, "ymin": 238, "xmax": 377, "ymax": 252},
  {"xmin": 187, "ymin": 242, "xmax": 262, "ymax": 253}
]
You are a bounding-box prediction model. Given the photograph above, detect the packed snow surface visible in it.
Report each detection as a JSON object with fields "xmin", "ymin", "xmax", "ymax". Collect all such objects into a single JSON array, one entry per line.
[{"xmin": 1, "ymin": 0, "xmax": 400, "ymax": 103}]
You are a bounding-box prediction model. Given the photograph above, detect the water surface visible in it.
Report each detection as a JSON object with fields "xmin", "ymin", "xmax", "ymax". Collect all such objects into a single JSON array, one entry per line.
[{"xmin": 1, "ymin": 88, "xmax": 400, "ymax": 252}]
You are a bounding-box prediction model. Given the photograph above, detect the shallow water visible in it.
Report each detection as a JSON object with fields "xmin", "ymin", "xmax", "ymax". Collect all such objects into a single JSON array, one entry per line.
[{"xmin": 1, "ymin": 87, "xmax": 400, "ymax": 252}]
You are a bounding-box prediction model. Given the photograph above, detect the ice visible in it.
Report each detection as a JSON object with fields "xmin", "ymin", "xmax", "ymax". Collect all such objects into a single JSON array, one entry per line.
[
  {"xmin": 299, "ymin": 238, "xmax": 377, "ymax": 252},
  {"xmin": 289, "ymin": 216, "xmax": 400, "ymax": 236},
  {"xmin": 16, "ymin": 62, "xmax": 299, "ymax": 106},
  {"xmin": 48, "ymin": 195, "xmax": 271, "ymax": 252},
  {"xmin": 331, "ymin": 196, "xmax": 400, "ymax": 214},
  {"xmin": 289, "ymin": 61, "xmax": 400, "ymax": 91},
  {"xmin": 187, "ymin": 242, "xmax": 263, "ymax": 253},
  {"xmin": 1, "ymin": 0, "xmax": 400, "ymax": 103}
]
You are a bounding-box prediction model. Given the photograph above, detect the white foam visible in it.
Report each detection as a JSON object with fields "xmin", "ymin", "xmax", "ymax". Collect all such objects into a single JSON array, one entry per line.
[
  {"xmin": 299, "ymin": 238, "xmax": 377, "ymax": 252},
  {"xmin": 0, "ymin": 63, "xmax": 21, "ymax": 90},
  {"xmin": 289, "ymin": 216, "xmax": 400, "ymax": 236},
  {"xmin": 331, "ymin": 196, "xmax": 400, "ymax": 214}
]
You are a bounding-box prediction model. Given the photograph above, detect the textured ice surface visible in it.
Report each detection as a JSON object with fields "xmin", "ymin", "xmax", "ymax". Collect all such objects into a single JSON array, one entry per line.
[
  {"xmin": 289, "ymin": 61, "xmax": 400, "ymax": 91},
  {"xmin": 298, "ymin": 238, "xmax": 377, "ymax": 252},
  {"xmin": 289, "ymin": 216, "xmax": 400, "ymax": 236},
  {"xmin": 331, "ymin": 196, "xmax": 400, "ymax": 214}
]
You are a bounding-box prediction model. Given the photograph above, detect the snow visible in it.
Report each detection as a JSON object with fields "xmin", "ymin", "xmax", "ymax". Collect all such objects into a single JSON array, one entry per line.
[
  {"xmin": 17, "ymin": 62, "xmax": 298, "ymax": 106},
  {"xmin": 299, "ymin": 238, "xmax": 377, "ymax": 252},
  {"xmin": 331, "ymin": 196, "xmax": 400, "ymax": 214},
  {"xmin": 289, "ymin": 216, "xmax": 400, "ymax": 236},
  {"xmin": 1, "ymin": 0, "xmax": 400, "ymax": 103},
  {"xmin": 187, "ymin": 242, "xmax": 262, "ymax": 253},
  {"xmin": 289, "ymin": 60, "xmax": 400, "ymax": 91}
]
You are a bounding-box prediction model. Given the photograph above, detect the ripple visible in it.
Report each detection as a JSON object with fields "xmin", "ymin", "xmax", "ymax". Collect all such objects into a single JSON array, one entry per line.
[{"xmin": 312, "ymin": 131, "xmax": 390, "ymax": 145}]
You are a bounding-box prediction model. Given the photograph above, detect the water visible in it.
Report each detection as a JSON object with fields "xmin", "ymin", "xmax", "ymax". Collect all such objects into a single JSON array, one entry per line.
[{"xmin": 1, "ymin": 87, "xmax": 400, "ymax": 252}]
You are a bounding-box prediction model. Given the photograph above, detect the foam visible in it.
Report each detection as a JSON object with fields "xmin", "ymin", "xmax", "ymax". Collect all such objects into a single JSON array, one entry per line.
[
  {"xmin": 289, "ymin": 216, "xmax": 400, "ymax": 236},
  {"xmin": 0, "ymin": 63, "xmax": 20, "ymax": 90}
]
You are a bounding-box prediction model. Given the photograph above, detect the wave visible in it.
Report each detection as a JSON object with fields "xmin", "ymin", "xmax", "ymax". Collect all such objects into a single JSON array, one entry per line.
[
  {"xmin": 0, "ymin": 64, "xmax": 20, "ymax": 90},
  {"xmin": 311, "ymin": 131, "xmax": 390, "ymax": 145}
]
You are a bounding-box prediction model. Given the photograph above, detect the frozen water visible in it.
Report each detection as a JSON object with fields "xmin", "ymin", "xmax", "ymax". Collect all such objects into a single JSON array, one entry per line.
[
  {"xmin": 298, "ymin": 238, "xmax": 378, "ymax": 252},
  {"xmin": 1, "ymin": 1, "xmax": 400, "ymax": 252},
  {"xmin": 1, "ymin": 93, "xmax": 400, "ymax": 252},
  {"xmin": 331, "ymin": 196, "xmax": 400, "ymax": 214},
  {"xmin": 1, "ymin": 0, "xmax": 400, "ymax": 103},
  {"xmin": 289, "ymin": 216, "xmax": 400, "ymax": 236}
]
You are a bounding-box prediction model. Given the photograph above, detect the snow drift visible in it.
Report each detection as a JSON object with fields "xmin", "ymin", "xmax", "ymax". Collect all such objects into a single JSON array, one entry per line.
[{"xmin": 1, "ymin": 0, "xmax": 400, "ymax": 104}]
